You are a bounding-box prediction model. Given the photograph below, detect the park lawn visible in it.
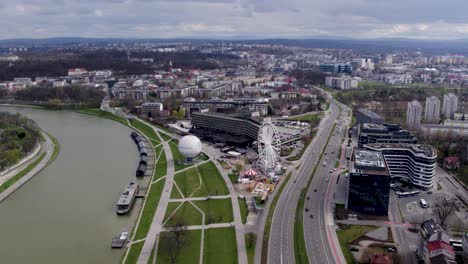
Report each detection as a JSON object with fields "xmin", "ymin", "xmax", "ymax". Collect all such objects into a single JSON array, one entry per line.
[
  {"xmin": 239, "ymin": 198, "xmax": 248, "ymax": 224},
  {"xmin": 155, "ymin": 150, "xmax": 167, "ymax": 180},
  {"xmin": 193, "ymin": 198, "xmax": 233, "ymax": 225},
  {"xmin": 336, "ymin": 225, "xmax": 377, "ymax": 264},
  {"xmin": 157, "ymin": 230, "xmax": 202, "ymax": 264},
  {"xmin": 245, "ymin": 234, "xmax": 257, "ymax": 264},
  {"xmin": 123, "ymin": 241, "xmax": 144, "ymax": 264},
  {"xmin": 77, "ymin": 108, "xmax": 128, "ymax": 126},
  {"xmin": 130, "ymin": 119, "xmax": 160, "ymax": 143},
  {"xmin": 163, "ymin": 202, "xmax": 203, "ymax": 226},
  {"xmin": 288, "ymin": 112, "xmax": 322, "ymax": 122},
  {"xmin": 203, "ymin": 227, "xmax": 238, "ymax": 264},
  {"xmin": 159, "ymin": 132, "xmax": 172, "ymax": 142},
  {"xmin": 172, "ymin": 167, "xmax": 204, "ymax": 198},
  {"xmin": 133, "ymin": 180, "xmax": 165, "ymax": 240},
  {"xmin": 169, "ymin": 141, "xmax": 192, "ymax": 171},
  {"xmin": 196, "ymin": 161, "xmax": 229, "ymax": 196}
]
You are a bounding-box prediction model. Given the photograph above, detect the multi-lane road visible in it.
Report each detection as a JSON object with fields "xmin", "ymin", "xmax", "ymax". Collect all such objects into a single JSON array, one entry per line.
[{"xmin": 268, "ymin": 88, "xmax": 349, "ymax": 264}]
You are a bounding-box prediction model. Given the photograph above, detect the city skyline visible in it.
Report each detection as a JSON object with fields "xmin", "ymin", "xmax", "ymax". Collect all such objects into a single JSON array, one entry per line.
[{"xmin": 1, "ymin": 0, "xmax": 468, "ymax": 39}]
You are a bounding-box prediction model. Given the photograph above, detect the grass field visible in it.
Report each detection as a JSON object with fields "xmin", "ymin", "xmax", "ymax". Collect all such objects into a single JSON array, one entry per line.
[
  {"xmin": 193, "ymin": 198, "xmax": 234, "ymax": 224},
  {"xmin": 196, "ymin": 161, "xmax": 229, "ymax": 196},
  {"xmin": 156, "ymin": 230, "xmax": 202, "ymax": 264},
  {"xmin": 155, "ymin": 150, "xmax": 167, "ymax": 179},
  {"xmin": 133, "ymin": 180, "xmax": 165, "ymax": 240},
  {"xmin": 288, "ymin": 113, "xmax": 322, "ymax": 122},
  {"xmin": 77, "ymin": 108, "xmax": 128, "ymax": 126},
  {"xmin": 159, "ymin": 132, "xmax": 172, "ymax": 142},
  {"xmin": 172, "ymin": 161, "xmax": 229, "ymax": 198},
  {"xmin": 130, "ymin": 119, "xmax": 160, "ymax": 142},
  {"xmin": 336, "ymin": 225, "xmax": 377, "ymax": 264},
  {"xmin": 163, "ymin": 202, "xmax": 203, "ymax": 226},
  {"xmin": 245, "ymin": 233, "xmax": 257, "ymax": 264},
  {"xmin": 123, "ymin": 241, "xmax": 144, "ymax": 264},
  {"xmin": 239, "ymin": 198, "xmax": 249, "ymax": 224},
  {"xmin": 204, "ymin": 227, "xmax": 238, "ymax": 264}
]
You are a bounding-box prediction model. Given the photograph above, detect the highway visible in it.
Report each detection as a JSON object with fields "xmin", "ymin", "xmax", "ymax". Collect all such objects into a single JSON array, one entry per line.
[
  {"xmin": 268, "ymin": 88, "xmax": 348, "ymax": 264},
  {"xmin": 303, "ymin": 99, "xmax": 350, "ymax": 264}
]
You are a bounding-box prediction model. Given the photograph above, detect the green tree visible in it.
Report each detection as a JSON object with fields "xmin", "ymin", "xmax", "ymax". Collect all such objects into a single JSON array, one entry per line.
[{"xmin": 47, "ymin": 98, "xmax": 64, "ymax": 109}]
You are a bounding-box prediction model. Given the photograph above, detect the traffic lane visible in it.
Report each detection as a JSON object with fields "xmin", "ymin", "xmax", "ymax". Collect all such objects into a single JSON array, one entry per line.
[{"xmin": 269, "ymin": 115, "xmax": 337, "ymax": 263}]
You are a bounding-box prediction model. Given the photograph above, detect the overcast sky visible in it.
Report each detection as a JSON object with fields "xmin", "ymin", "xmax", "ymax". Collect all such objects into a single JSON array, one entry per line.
[{"xmin": 2, "ymin": 0, "xmax": 468, "ymax": 39}]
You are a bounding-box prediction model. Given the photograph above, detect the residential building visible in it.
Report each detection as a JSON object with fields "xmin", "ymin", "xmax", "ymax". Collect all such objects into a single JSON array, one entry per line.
[
  {"xmin": 68, "ymin": 68, "xmax": 88, "ymax": 77},
  {"xmin": 183, "ymin": 98, "xmax": 269, "ymax": 116},
  {"xmin": 319, "ymin": 63, "xmax": 352, "ymax": 74},
  {"xmin": 358, "ymin": 123, "xmax": 417, "ymax": 147},
  {"xmin": 417, "ymin": 219, "xmax": 456, "ymax": 264},
  {"xmin": 442, "ymin": 93, "xmax": 459, "ymax": 119},
  {"xmin": 407, "ymin": 100, "xmax": 422, "ymax": 131},
  {"xmin": 425, "ymin": 96, "xmax": 441, "ymax": 123},
  {"xmin": 420, "ymin": 124, "xmax": 468, "ymax": 139},
  {"xmin": 356, "ymin": 108, "xmax": 384, "ymax": 125},
  {"xmin": 346, "ymin": 149, "xmax": 390, "ymax": 216},
  {"xmin": 385, "ymin": 54, "xmax": 393, "ymax": 65},
  {"xmin": 364, "ymin": 144, "xmax": 437, "ymax": 190},
  {"xmin": 140, "ymin": 102, "xmax": 163, "ymax": 117},
  {"xmin": 324, "ymin": 76, "xmax": 360, "ymax": 90}
]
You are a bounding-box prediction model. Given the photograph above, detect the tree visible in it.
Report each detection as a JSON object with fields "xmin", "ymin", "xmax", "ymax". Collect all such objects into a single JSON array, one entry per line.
[
  {"xmin": 159, "ymin": 216, "xmax": 190, "ymax": 264},
  {"xmin": 246, "ymin": 232, "xmax": 256, "ymax": 248},
  {"xmin": 47, "ymin": 98, "xmax": 64, "ymax": 109},
  {"xmin": 432, "ymin": 196, "xmax": 459, "ymax": 227}
]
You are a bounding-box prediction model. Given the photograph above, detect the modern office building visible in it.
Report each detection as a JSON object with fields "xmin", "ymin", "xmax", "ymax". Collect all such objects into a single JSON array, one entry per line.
[
  {"xmin": 407, "ymin": 100, "xmax": 423, "ymax": 131},
  {"xmin": 319, "ymin": 63, "xmax": 352, "ymax": 74},
  {"xmin": 363, "ymin": 144, "xmax": 437, "ymax": 190},
  {"xmin": 356, "ymin": 108, "xmax": 384, "ymax": 125},
  {"xmin": 417, "ymin": 219, "xmax": 456, "ymax": 264},
  {"xmin": 346, "ymin": 149, "xmax": 390, "ymax": 216},
  {"xmin": 183, "ymin": 98, "xmax": 269, "ymax": 116},
  {"xmin": 191, "ymin": 112, "xmax": 260, "ymax": 146},
  {"xmin": 424, "ymin": 96, "xmax": 441, "ymax": 123},
  {"xmin": 358, "ymin": 123, "xmax": 417, "ymax": 147},
  {"xmin": 442, "ymin": 93, "xmax": 459, "ymax": 120}
]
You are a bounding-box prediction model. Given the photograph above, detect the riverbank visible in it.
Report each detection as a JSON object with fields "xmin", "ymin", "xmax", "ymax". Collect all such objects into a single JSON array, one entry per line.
[{"xmin": 0, "ymin": 131, "xmax": 58, "ymax": 202}]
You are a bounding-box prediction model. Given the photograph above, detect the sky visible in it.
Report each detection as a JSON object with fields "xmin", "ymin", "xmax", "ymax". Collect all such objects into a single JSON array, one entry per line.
[{"xmin": 2, "ymin": 0, "xmax": 468, "ymax": 39}]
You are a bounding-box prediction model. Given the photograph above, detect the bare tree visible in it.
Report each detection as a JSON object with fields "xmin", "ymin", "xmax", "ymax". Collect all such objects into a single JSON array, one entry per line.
[
  {"xmin": 432, "ymin": 196, "xmax": 459, "ymax": 227},
  {"xmin": 159, "ymin": 216, "xmax": 190, "ymax": 264},
  {"xmin": 246, "ymin": 232, "xmax": 256, "ymax": 248}
]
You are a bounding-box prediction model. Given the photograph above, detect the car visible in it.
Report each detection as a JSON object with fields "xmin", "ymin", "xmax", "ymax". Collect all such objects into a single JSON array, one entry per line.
[
  {"xmin": 325, "ymin": 178, "xmax": 329, "ymax": 182},
  {"xmin": 350, "ymin": 247, "xmax": 359, "ymax": 252},
  {"xmin": 329, "ymin": 169, "xmax": 333, "ymax": 173},
  {"xmin": 387, "ymin": 248, "xmax": 396, "ymax": 253},
  {"xmin": 427, "ymin": 191, "xmax": 433, "ymax": 194},
  {"xmin": 306, "ymin": 196, "xmax": 310, "ymax": 200},
  {"xmin": 293, "ymin": 180, "xmax": 296, "ymax": 183},
  {"xmin": 305, "ymin": 208, "xmax": 309, "ymax": 212},
  {"xmin": 309, "ymin": 214, "xmax": 313, "ymax": 218},
  {"xmin": 314, "ymin": 189, "xmax": 317, "ymax": 192}
]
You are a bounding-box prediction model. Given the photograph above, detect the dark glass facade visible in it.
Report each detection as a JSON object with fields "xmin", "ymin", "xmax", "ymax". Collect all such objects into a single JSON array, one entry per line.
[{"xmin": 347, "ymin": 172, "xmax": 390, "ymax": 215}]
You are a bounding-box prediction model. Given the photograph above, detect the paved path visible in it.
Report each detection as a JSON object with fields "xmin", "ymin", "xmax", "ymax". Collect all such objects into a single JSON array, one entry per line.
[
  {"xmin": 169, "ymin": 195, "xmax": 231, "ymax": 202},
  {"xmin": 164, "ymin": 222, "xmax": 235, "ymax": 231},
  {"xmin": 0, "ymin": 131, "xmax": 55, "ymax": 203},
  {"xmin": 137, "ymin": 121, "xmax": 176, "ymax": 264}
]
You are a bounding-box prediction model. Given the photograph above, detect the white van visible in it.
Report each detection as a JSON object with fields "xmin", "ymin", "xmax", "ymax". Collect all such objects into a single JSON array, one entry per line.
[{"xmin": 420, "ymin": 199, "xmax": 428, "ymax": 208}]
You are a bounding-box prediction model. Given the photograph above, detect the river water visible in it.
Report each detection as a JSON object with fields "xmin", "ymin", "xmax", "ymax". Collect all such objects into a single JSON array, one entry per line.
[{"xmin": 0, "ymin": 106, "xmax": 146, "ymax": 264}]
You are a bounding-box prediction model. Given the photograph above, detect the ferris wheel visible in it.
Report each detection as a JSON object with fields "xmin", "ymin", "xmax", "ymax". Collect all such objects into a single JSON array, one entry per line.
[{"xmin": 257, "ymin": 118, "xmax": 281, "ymax": 173}]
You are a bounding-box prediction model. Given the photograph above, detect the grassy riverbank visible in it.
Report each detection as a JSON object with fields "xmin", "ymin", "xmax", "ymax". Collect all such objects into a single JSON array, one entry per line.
[
  {"xmin": 0, "ymin": 153, "xmax": 46, "ymax": 193},
  {"xmin": 77, "ymin": 108, "xmax": 128, "ymax": 126}
]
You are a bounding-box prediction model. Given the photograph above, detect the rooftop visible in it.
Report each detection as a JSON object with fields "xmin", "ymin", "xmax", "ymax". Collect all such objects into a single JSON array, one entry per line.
[
  {"xmin": 364, "ymin": 143, "xmax": 436, "ymax": 158},
  {"xmin": 354, "ymin": 149, "xmax": 386, "ymax": 168}
]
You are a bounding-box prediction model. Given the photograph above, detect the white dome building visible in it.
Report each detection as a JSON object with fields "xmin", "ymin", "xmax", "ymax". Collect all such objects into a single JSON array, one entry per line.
[{"xmin": 178, "ymin": 135, "xmax": 202, "ymax": 161}]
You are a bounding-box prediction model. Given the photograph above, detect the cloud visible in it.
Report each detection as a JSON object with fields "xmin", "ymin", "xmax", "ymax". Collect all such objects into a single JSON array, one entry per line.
[{"xmin": 0, "ymin": 0, "xmax": 467, "ymax": 39}]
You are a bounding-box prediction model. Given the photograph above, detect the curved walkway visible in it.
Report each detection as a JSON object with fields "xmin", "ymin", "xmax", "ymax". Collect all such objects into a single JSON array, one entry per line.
[{"xmin": 0, "ymin": 131, "xmax": 56, "ymax": 202}]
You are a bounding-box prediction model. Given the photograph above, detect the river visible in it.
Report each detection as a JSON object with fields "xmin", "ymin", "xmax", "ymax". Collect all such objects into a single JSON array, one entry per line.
[{"xmin": 0, "ymin": 106, "xmax": 147, "ymax": 264}]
